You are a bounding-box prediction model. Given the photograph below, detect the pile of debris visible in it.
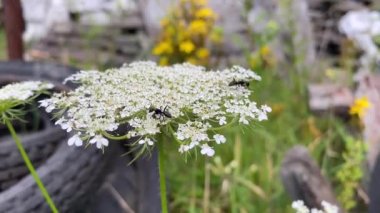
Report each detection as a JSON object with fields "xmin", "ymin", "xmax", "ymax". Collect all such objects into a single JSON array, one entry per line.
[
  {"xmin": 309, "ymin": 0, "xmax": 372, "ymax": 57},
  {"xmin": 26, "ymin": 15, "xmax": 146, "ymax": 67},
  {"xmin": 23, "ymin": 0, "xmax": 147, "ymax": 67}
]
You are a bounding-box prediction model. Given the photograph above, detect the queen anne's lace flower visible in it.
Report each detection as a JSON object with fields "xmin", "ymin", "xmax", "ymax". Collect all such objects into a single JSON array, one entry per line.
[
  {"xmin": 0, "ymin": 81, "xmax": 54, "ymax": 123},
  {"xmin": 41, "ymin": 61, "xmax": 270, "ymax": 155}
]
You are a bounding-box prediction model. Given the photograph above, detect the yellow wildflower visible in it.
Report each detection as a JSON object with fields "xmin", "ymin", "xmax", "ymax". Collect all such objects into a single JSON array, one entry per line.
[
  {"xmin": 192, "ymin": 0, "xmax": 207, "ymax": 6},
  {"xmin": 349, "ymin": 97, "xmax": 372, "ymax": 118},
  {"xmin": 196, "ymin": 48, "xmax": 209, "ymax": 59},
  {"xmin": 152, "ymin": 0, "xmax": 221, "ymax": 66},
  {"xmin": 177, "ymin": 31, "xmax": 190, "ymax": 42},
  {"xmin": 163, "ymin": 26, "xmax": 176, "ymax": 37},
  {"xmin": 189, "ymin": 20, "xmax": 208, "ymax": 35},
  {"xmin": 195, "ymin": 8, "xmax": 216, "ymax": 19},
  {"xmin": 180, "ymin": 41, "xmax": 195, "ymax": 53},
  {"xmin": 259, "ymin": 45, "xmax": 276, "ymax": 68},
  {"xmin": 259, "ymin": 45, "xmax": 271, "ymax": 58},
  {"xmin": 153, "ymin": 41, "xmax": 173, "ymax": 55}
]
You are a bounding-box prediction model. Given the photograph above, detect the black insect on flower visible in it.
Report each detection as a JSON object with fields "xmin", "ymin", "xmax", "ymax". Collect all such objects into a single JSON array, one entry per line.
[
  {"xmin": 149, "ymin": 106, "xmax": 172, "ymax": 120},
  {"xmin": 228, "ymin": 79, "xmax": 250, "ymax": 87}
]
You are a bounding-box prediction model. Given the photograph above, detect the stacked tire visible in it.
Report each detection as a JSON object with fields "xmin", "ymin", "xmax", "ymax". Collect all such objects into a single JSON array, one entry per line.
[{"xmin": 0, "ymin": 61, "xmax": 117, "ymax": 213}]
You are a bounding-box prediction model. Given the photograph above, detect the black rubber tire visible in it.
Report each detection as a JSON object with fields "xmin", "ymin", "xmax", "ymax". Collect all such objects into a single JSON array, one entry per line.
[
  {"xmin": 0, "ymin": 61, "xmax": 118, "ymax": 212},
  {"xmin": 0, "ymin": 60, "xmax": 78, "ymax": 86},
  {"xmin": 0, "ymin": 61, "xmax": 161, "ymax": 213},
  {"xmin": 0, "ymin": 127, "xmax": 65, "ymax": 191},
  {"xmin": 0, "ymin": 140, "xmax": 117, "ymax": 213}
]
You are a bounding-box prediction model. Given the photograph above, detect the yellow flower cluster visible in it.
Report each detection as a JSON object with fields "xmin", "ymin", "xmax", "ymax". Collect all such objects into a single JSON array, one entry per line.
[
  {"xmin": 152, "ymin": 0, "xmax": 221, "ymax": 66},
  {"xmin": 349, "ymin": 97, "xmax": 371, "ymax": 118},
  {"xmin": 248, "ymin": 45, "xmax": 276, "ymax": 71}
]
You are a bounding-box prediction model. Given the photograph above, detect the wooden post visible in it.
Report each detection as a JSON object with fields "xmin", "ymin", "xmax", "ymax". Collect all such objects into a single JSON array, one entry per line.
[{"xmin": 2, "ymin": 0, "xmax": 25, "ymax": 60}]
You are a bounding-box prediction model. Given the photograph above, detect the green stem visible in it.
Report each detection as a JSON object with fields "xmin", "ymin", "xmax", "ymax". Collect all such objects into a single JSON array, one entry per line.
[
  {"xmin": 158, "ymin": 137, "xmax": 169, "ymax": 213},
  {"xmin": 101, "ymin": 131, "xmax": 130, "ymax": 140},
  {"xmin": 209, "ymin": 116, "xmax": 238, "ymax": 131},
  {"xmin": 203, "ymin": 160, "xmax": 210, "ymax": 213},
  {"xmin": 5, "ymin": 120, "xmax": 59, "ymax": 213}
]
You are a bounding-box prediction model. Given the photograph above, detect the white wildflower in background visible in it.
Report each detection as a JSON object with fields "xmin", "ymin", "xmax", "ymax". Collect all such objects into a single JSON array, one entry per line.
[
  {"xmin": 321, "ymin": 201, "xmax": 339, "ymax": 213},
  {"xmin": 339, "ymin": 10, "xmax": 380, "ymax": 68},
  {"xmin": 0, "ymin": 81, "xmax": 54, "ymax": 122},
  {"xmin": 41, "ymin": 61, "xmax": 270, "ymax": 156},
  {"xmin": 292, "ymin": 200, "xmax": 309, "ymax": 213},
  {"xmin": 0, "ymin": 81, "xmax": 53, "ymax": 102},
  {"xmin": 0, "ymin": 82, "xmax": 58, "ymax": 212},
  {"xmin": 292, "ymin": 200, "xmax": 339, "ymax": 213}
]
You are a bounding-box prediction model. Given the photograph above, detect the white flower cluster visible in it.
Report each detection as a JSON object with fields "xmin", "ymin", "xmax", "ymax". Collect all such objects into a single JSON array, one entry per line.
[
  {"xmin": 41, "ymin": 61, "xmax": 270, "ymax": 156},
  {"xmin": 339, "ymin": 10, "xmax": 380, "ymax": 68},
  {"xmin": 292, "ymin": 200, "xmax": 339, "ymax": 213},
  {"xmin": 0, "ymin": 81, "xmax": 53, "ymax": 102}
]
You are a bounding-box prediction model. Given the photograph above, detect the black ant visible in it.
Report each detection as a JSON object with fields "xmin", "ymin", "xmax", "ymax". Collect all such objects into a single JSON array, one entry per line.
[
  {"xmin": 228, "ymin": 79, "xmax": 250, "ymax": 87},
  {"xmin": 149, "ymin": 106, "xmax": 172, "ymax": 120}
]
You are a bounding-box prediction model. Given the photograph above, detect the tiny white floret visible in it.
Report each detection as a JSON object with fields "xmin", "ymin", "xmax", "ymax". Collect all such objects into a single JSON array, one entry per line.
[
  {"xmin": 138, "ymin": 138, "xmax": 154, "ymax": 146},
  {"xmin": 200, "ymin": 144, "xmax": 215, "ymax": 157},
  {"xmin": 67, "ymin": 134, "xmax": 83, "ymax": 147},
  {"xmin": 213, "ymin": 134, "xmax": 226, "ymax": 144},
  {"xmin": 219, "ymin": 116, "xmax": 227, "ymax": 125},
  {"xmin": 89, "ymin": 135, "xmax": 109, "ymax": 149}
]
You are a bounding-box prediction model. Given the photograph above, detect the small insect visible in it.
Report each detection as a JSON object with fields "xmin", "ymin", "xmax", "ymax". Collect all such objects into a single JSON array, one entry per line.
[
  {"xmin": 149, "ymin": 106, "xmax": 172, "ymax": 120},
  {"xmin": 228, "ymin": 79, "xmax": 250, "ymax": 87}
]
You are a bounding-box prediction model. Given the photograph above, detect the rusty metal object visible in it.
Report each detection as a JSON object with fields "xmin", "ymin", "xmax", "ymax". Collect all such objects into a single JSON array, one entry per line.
[{"xmin": 2, "ymin": 0, "xmax": 24, "ymax": 60}]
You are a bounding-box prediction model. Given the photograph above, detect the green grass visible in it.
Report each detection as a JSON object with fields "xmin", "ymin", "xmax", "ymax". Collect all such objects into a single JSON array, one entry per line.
[{"xmin": 166, "ymin": 67, "xmax": 352, "ymax": 212}]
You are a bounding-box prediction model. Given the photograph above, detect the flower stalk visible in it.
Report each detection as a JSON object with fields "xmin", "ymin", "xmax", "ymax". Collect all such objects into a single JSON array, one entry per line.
[
  {"xmin": 158, "ymin": 136, "xmax": 168, "ymax": 213},
  {"xmin": 5, "ymin": 120, "xmax": 58, "ymax": 213}
]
